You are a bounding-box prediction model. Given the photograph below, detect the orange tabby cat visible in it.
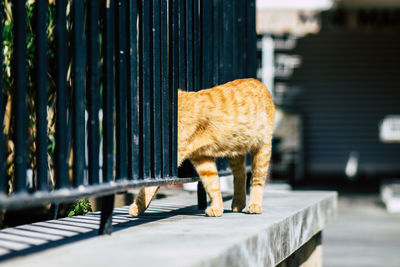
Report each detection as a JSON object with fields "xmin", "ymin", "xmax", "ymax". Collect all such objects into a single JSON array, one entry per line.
[{"xmin": 129, "ymin": 78, "xmax": 275, "ymax": 217}]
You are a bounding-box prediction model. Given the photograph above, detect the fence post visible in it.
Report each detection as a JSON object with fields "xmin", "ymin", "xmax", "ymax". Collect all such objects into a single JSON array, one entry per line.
[
  {"xmin": 127, "ymin": 0, "xmax": 139, "ymax": 180},
  {"xmin": 103, "ymin": 0, "xmax": 115, "ymax": 183},
  {"xmin": 34, "ymin": 0, "xmax": 49, "ymax": 191},
  {"xmin": 99, "ymin": 194, "xmax": 115, "ymax": 235},
  {"xmin": 152, "ymin": 0, "xmax": 162, "ymax": 179},
  {"xmin": 246, "ymin": 0, "xmax": 257, "ymax": 78},
  {"xmin": 12, "ymin": 0, "xmax": 28, "ymax": 193},
  {"xmin": 116, "ymin": 0, "xmax": 128, "ymax": 180},
  {"xmin": 197, "ymin": 182, "xmax": 207, "ymax": 210},
  {"xmin": 161, "ymin": 0, "xmax": 170, "ymax": 178},
  {"xmin": 170, "ymin": 0, "xmax": 179, "ymax": 177},
  {"xmin": 139, "ymin": 0, "xmax": 152, "ymax": 179},
  {"xmin": 55, "ymin": 0, "xmax": 69, "ymax": 189},
  {"xmin": 72, "ymin": 0, "xmax": 85, "ymax": 188},
  {"xmin": 87, "ymin": 0, "xmax": 101, "ymax": 185}
]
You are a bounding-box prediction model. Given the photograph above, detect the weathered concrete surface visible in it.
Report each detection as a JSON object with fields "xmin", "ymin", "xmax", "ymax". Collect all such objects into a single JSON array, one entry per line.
[
  {"xmin": 277, "ymin": 232, "xmax": 322, "ymax": 267},
  {"xmin": 323, "ymin": 194, "xmax": 400, "ymax": 267},
  {"xmin": 0, "ymin": 189, "xmax": 337, "ymax": 267}
]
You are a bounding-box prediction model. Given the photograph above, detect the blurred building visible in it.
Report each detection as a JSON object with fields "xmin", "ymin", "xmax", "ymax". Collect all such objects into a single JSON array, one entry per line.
[{"xmin": 258, "ymin": 0, "xmax": 400, "ymax": 184}]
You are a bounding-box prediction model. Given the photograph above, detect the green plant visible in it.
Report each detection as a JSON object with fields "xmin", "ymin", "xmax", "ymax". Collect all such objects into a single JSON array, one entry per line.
[{"xmin": 67, "ymin": 199, "xmax": 93, "ymax": 217}]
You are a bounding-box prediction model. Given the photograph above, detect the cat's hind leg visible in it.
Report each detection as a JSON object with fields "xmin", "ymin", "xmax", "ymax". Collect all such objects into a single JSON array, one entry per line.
[
  {"xmin": 191, "ymin": 156, "xmax": 223, "ymax": 217},
  {"xmin": 246, "ymin": 142, "xmax": 271, "ymax": 214},
  {"xmin": 129, "ymin": 186, "xmax": 160, "ymax": 216},
  {"xmin": 228, "ymin": 155, "xmax": 247, "ymax": 212}
]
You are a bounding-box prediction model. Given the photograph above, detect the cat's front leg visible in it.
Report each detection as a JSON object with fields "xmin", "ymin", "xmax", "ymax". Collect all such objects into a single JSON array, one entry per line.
[
  {"xmin": 129, "ymin": 186, "xmax": 160, "ymax": 216},
  {"xmin": 190, "ymin": 156, "xmax": 223, "ymax": 217}
]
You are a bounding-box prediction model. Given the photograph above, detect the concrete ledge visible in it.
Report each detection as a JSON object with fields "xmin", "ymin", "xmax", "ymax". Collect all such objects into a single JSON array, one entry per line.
[{"xmin": 0, "ymin": 189, "xmax": 337, "ymax": 267}]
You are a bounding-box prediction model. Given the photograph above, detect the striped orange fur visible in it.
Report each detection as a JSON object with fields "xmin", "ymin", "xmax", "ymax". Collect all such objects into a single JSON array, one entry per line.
[{"xmin": 129, "ymin": 78, "xmax": 275, "ymax": 217}]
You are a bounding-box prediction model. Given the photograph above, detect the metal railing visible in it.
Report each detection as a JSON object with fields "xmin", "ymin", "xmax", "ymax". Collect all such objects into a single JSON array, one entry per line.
[{"xmin": 0, "ymin": 0, "xmax": 256, "ymax": 234}]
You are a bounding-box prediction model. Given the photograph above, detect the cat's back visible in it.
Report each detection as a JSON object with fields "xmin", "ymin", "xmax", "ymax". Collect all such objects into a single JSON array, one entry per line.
[
  {"xmin": 195, "ymin": 78, "xmax": 274, "ymax": 120},
  {"xmin": 180, "ymin": 78, "xmax": 274, "ymax": 157}
]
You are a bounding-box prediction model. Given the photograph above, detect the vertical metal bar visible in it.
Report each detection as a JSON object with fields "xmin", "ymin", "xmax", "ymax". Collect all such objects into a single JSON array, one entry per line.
[
  {"xmin": 87, "ymin": 0, "xmax": 101, "ymax": 185},
  {"xmin": 231, "ymin": 0, "xmax": 238, "ymax": 80},
  {"xmin": 99, "ymin": 1, "xmax": 116, "ymax": 233},
  {"xmin": 103, "ymin": 0, "xmax": 115, "ymax": 183},
  {"xmin": 176, "ymin": 0, "xmax": 186, "ymax": 178},
  {"xmin": 196, "ymin": 0, "xmax": 208, "ymax": 209},
  {"xmin": 169, "ymin": 0, "xmax": 179, "ymax": 176},
  {"xmin": 186, "ymin": 0, "xmax": 193, "ymax": 91},
  {"xmin": 212, "ymin": 0, "xmax": 219, "ymax": 86},
  {"xmin": 197, "ymin": 181, "xmax": 207, "ymax": 210},
  {"xmin": 222, "ymin": 0, "xmax": 232, "ymax": 83},
  {"xmin": 152, "ymin": 0, "xmax": 162, "ymax": 179},
  {"xmin": 0, "ymin": 0, "xmax": 5, "ymax": 192},
  {"xmin": 193, "ymin": 0, "xmax": 200, "ymax": 91},
  {"xmin": 139, "ymin": 0, "xmax": 152, "ymax": 178},
  {"xmin": 218, "ymin": 1, "xmax": 232, "ymax": 173},
  {"xmin": 48, "ymin": 204, "xmax": 59, "ymax": 220},
  {"xmin": 98, "ymin": 194, "xmax": 115, "ymax": 235},
  {"xmin": 247, "ymin": 0, "xmax": 257, "ymax": 78},
  {"xmin": 161, "ymin": 0, "xmax": 170, "ymax": 178},
  {"xmin": 115, "ymin": 0, "xmax": 128, "ymax": 179},
  {"xmin": 55, "ymin": 0, "xmax": 69, "ymax": 189},
  {"xmin": 178, "ymin": 0, "xmax": 186, "ymax": 90},
  {"xmin": 34, "ymin": 0, "xmax": 48, "ymax": 191},
  {"xmin": 13, "ymin": 1, "xmax": 28, "ymax": 193},
  {"xmin": 200, "ymin": 0, "xmax": 212, "ymax": 88},
  {"xmin": 238, "ymin": 0, "xmax": 246, "ymax": 78},
  {"xmin": 217, "ymin": 0, "xmax": 224, "ymax": 84},
  {"xmin": 127, "ymin": 0, "xmax": 139, "ymax": 180},
  {"xmin": 229, "ymin": 0, "xmax": 234, "ymax": 81},
  {"xmin": 72, "ymin": 0, "xmax": 85, "ymax": 187}
]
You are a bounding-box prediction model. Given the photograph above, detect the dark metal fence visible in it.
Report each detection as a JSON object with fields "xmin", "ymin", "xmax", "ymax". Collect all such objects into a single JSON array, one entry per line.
[{"xmin": 0, "ymin": 0, "xmax": 256, "ymax": 234}]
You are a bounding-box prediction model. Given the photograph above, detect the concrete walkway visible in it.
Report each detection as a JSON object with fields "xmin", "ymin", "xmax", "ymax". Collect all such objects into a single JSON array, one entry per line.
[
  {"xmin": 323, "ymin": 194, "xmax": 400, "ymax": 267},
  {"xmin": 0, "ymin": 189, "xmax": 336, "ymax": 267}
]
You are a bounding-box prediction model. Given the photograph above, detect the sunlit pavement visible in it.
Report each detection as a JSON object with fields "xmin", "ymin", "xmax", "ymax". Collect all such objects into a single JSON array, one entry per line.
[{"xmin": 323, "ymin": 194, "xmax": 400, "ymax": 267}]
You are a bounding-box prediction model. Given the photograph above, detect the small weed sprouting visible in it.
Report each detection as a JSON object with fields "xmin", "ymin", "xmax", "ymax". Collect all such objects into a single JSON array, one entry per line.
[{"xmin": 67, "ymin": 199, "xmax": 93, "ymax": 217}]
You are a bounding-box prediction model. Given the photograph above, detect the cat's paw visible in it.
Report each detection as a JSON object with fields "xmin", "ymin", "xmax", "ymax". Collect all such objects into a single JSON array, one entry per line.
[
  {"xmin": 231, "ymin": 200, "xmax": 246, "ymax": 212},
  {"xmin": 245, "ymin": 203, "xmax": 262, "ymax": 214},
  {"xmin": 129, "ymin": 203, "xmax": 142, "ymax": 217},
  {"xmin": 205, "ymin": 207, "xmax": 223, "ymax": 217}
]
